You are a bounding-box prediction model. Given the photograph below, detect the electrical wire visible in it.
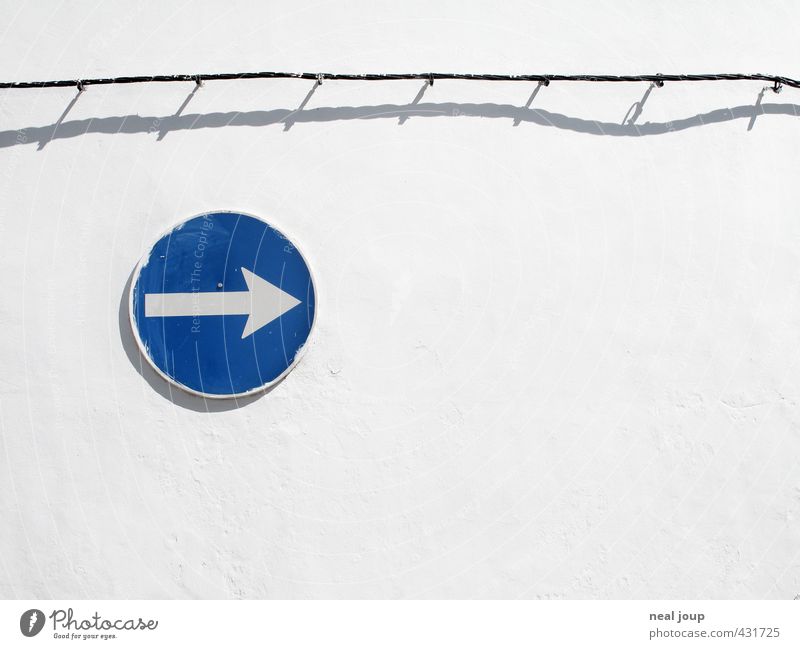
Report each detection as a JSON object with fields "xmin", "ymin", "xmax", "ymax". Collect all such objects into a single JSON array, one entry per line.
[{"xmin": 0, "ymin": 71, "xmax": 797, "ymax": 91}]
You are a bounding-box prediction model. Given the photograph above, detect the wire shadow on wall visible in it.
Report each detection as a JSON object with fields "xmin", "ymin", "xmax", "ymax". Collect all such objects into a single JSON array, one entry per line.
[{"xmin": 1, "ymin": 94, "xmax": 798, "ymax": 149}]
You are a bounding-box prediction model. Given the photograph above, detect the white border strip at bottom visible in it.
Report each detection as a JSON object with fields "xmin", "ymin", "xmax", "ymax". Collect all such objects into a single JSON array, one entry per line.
[{"xmin": 1, "ymin": 600, "xmax": 797, "ymax": 648}]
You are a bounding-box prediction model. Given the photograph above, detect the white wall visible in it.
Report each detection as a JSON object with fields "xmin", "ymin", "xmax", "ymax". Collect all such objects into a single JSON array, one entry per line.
[{"xmin": 1, "ymin": 0, "xmax": 799, "ymax": 599}]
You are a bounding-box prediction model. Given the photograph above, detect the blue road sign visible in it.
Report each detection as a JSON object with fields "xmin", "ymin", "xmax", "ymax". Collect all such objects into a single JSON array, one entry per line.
[{"xmin": 129, "ymin": 211, "xmax": 316, "ymax": 398}]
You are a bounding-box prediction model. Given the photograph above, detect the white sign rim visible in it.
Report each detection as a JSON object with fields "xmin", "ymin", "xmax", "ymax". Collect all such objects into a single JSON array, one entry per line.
[{"xmin": 128, "ymin": 209, "xmax": 317, "ymax": 400}]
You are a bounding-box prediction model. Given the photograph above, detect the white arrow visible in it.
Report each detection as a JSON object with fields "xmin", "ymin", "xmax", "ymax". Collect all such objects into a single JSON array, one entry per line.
[{"xmin": 144, "ymin": 267, "xmax": 302, "ymax": 339}]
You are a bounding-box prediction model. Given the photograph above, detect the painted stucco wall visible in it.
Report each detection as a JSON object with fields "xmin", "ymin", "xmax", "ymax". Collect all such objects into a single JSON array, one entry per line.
[{"xmin": 1, "ymin": 0, "xmax": 799, "ymax": 598}]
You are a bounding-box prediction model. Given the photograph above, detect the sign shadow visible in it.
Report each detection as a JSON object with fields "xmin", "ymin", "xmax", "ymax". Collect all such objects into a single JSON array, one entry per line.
[{"xmin": 118, "ymin": 269, "xmax": 278, "ymax": 411}]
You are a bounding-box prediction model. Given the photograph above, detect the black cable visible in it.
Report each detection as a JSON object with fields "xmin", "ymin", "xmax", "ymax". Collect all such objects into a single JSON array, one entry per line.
[{"xmin": 0, "ymin": 71, "xmax": 797, "ymax": 91}]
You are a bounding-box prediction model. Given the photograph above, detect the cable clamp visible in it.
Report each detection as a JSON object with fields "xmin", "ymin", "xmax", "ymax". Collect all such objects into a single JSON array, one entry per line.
[
  {"xmin": 316, "ymin": 73, "xmax": 324, "ymax": 86},
  {"xmin": 772, "ymin": 80, "xmax": 782, "ymax": 93}
]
